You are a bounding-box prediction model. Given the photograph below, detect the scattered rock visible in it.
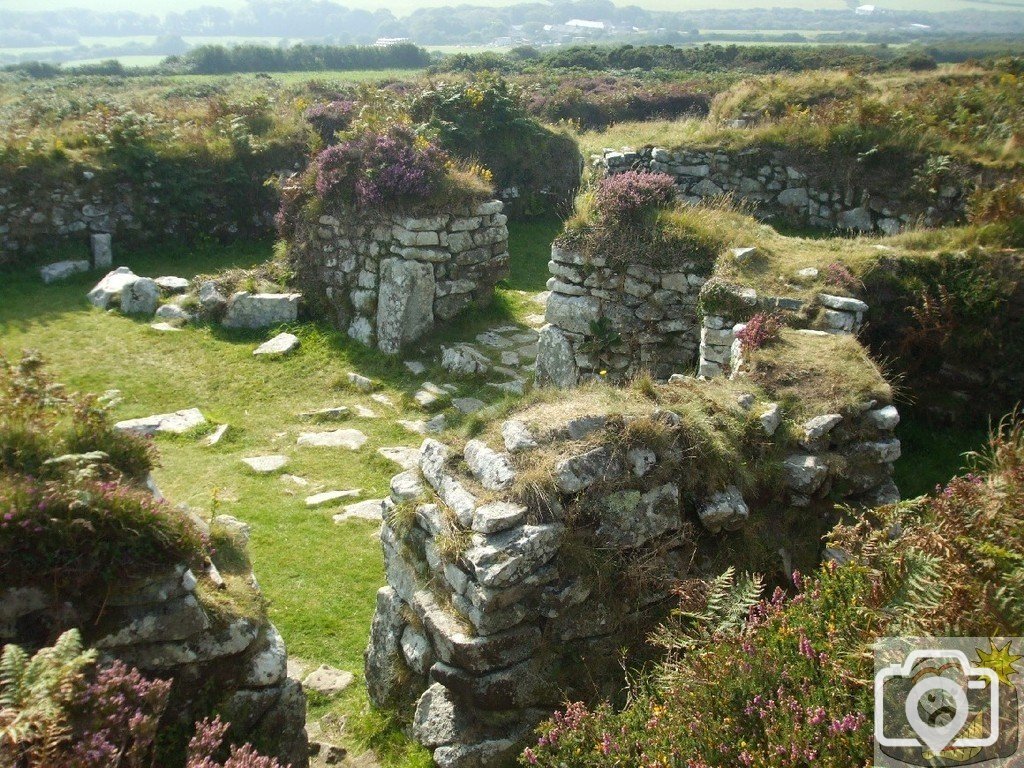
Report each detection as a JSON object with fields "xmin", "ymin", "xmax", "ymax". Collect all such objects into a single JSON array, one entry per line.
[
  {"xmin": 242, "ymin": 455, "xmax": 289, "ymax": 474},
  {"xmin": 334, "ymin": 499, "xmax": 384, "ymax": 523},
  {"xmin": 120, "ymin": 277, "xmax": 160, "ymax": 316},
  {"xmin": 354, "ymin": 405, "xmax": 378, "ymax": 418},
  {"xmin": 405, "ymin": 361, "xmax": 426, "ymax": 375},
  {"xmin": 88, "ymin": 267, "xmax": 139, "ymax": 309},
  {"xmin": 203, "ymin": 424, "xmax": 230, "ymax": 446},
  {"xmin": 155, "ymin": 304, "xmax": 192, "ymax": 325},
  {"xmin": 348, "ymin": 372, "xmax": 375, "ymax": 392},
  {"xmin": 154, "ymin": 276, "xmax": 190, "ymax": 293},
  {"xmin": 302, "ymin": 665, "xmax": 354, "ymax": 696},
  {"xmin": 378, "ymin": 446, "xmax": 421, "ymax": 470},
  {"xmin": 453, "ymin": 397, "xmax": 485, "ymax": 415},
  {"xmin": 222, "ymin": 292, "xmax": 301, "ymax": 329},
  {"xmin": 41, "ymin": 260, "xmax": 89, "ymax": 284},
  {"xmin": 115, "ymin": 408, "xmax": 206, "ymax": 436},
  {"xmin": 150, "ymin": 322, "xmax": 182, "ymax": 332},
  {"xmin": 254, "ymin": 333, "xmax": 300, "ymax": 356},
  {"xmin": 199, "ymin": 281, "xmax": 227, "ymax": 315},
  {"xmin": 297, "ymin": 430, "xmax": 368, "ymax": 450},
  {"xmin": 501, "ymin": 421, "xmax": 537, "ymax": 453},
  {"xmin": 305, "ymin": 490, "xmax": 362, "ymax": 508},
  {"xmin": 759, "ymin": 403, "xmax": 782, "ymax": 436}
]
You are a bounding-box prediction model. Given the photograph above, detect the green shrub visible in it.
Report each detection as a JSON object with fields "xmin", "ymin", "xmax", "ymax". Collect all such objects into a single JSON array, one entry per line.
[{"xmin": 0, "ymin": 352, "xmax": 154, "ymax": 480}]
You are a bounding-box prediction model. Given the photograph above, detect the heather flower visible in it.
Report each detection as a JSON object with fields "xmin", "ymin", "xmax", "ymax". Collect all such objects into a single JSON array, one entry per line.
[
  {"xmin": 314, "ymin": 124, "xmax": 448, "ymax": 207},
  {"xmin": 303, "ymin": 100, "xmax": 356, "ymax": 145},
  {"xmin": 594, "ymin": 170, "xmax": 675, "ymax": 223},
  {"xmin": 735, "ymin": 312, "xmax": 783, "ymax": 351}
]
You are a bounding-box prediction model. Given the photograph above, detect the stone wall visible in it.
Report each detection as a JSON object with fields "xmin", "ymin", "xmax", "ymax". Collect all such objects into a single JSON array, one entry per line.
[
  {"xmin": 599, "ymin": 146, "xmax": 975, "ymax": 234},
  {"xmin": 0, "ymin": 513, "xmax": 308, "ymax": 767},
  {"xmin": 0, "ymin": 157, "xmax": 293, "ymax": 265},
  {"xmin": 698, "ymin": 289, "xmax": 869, "ymax": 379},
  {"xmin": 536, "ymin": 244, "xmax": 709, "ymax": 387},
  {"xmin": 535, "ymin": 239, "xmax": 871, "ymax": 386},
  {"xmin": 365, "ymin": 388, "xmax": 901, "ymax": 766},
  {"xmin": 290, "ymin": 201, "xmax": 510, "ymax": 354}
]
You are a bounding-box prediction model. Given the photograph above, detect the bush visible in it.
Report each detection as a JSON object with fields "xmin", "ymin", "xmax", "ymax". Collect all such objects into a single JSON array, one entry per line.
[
  {"xmin": 0, "ymin": 475, "xmax": 209, "ymax": 597},
  {"xmin": 523, "ymin": 411, "xmax": 1024, "ymax": 767},
  {"xmin": 303, "ymin": 100, "xmax": 356, "ymax": 147},
  {"xmin": 0, "ymin": 351, "xmax": 153, "ymax": 480},
  {"xmin": 0, "ymin": 629, "xmax": 286, "ymax": 768},
  {"xmin": 735, "ymin": 312, "xmax": 783, "ymax": 351},
  {"xmin": 314, "ymin": 124, "xmax": 449, "ymax": 208},
  {"xmin": 594, "ymin": 171, "xmax": 676, "ymax": 225},
  {"xmin": 410, "ymin": 76, "xmax": 582, "ymax": 216}
]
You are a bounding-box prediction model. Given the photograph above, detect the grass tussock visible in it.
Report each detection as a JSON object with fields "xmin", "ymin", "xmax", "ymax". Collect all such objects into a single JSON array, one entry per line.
[{"xmin": 743, "ymin": 328, "xmax": 891, "ymax": 418}]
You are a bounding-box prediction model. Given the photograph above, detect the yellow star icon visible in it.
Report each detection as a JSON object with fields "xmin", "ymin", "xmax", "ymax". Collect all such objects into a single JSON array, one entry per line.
[{"xmin": 976, "ymin": 639, "xmax": 1023, "ymax": 685}]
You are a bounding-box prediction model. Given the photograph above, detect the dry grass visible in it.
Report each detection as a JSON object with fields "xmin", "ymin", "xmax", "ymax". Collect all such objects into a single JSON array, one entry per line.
[{"xmin": 744, "ymin": 328, "xmax": 891, "ymax": 418}]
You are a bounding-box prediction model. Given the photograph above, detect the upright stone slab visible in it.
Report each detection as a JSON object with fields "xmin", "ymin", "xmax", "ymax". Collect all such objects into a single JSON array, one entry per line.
[
  {"xmin": 91, "ymin": 233, "xmax": 113, "ymax": 269},
  {"xmin": 377, "ymin": 259, "xmax": 436, "ymax": 355}
]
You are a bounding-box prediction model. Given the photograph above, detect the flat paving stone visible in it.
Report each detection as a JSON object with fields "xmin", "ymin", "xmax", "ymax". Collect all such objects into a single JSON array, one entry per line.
[
  {"xmin": 333, "ymin": 499, "xmax": 384, "ymax": 523},
  {"xmin": 150, "ymin": 322, "xmax": 182, "ymax": 332},
  {"xmin": 453, "ymin": 397, "xmax": 485, "ymax": 414},
  {"xmin": 253, "ymin": 332, "xmax": 299, "ymax": 356},
  {"xmin": 297, "ymin": 429, "xmax": 368, "ymax": 450},
  {"xmin": 115, "ymin": 408, "xmax": 206, "ymax": 436},
  {"xmin": 378, "ymin": 446, "xmax": 420, "ymax": 470},
  {"xmin": 242, "ymin": 455, "xmax": 288, "ymax": 473},
  {"xmin": 305, "ymin": 489, "xmax": 362, "ymax": 508},
  {"xmin": 354, "ymin": 404, "xmax": 379, "ymax": 418},
  {"xmin": 299, "ymin": 406, "xmax": 350, "ymax": 421}
]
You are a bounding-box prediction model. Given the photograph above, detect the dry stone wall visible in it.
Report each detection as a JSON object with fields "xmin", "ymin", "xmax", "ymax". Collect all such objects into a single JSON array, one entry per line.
[
  {"xmin": 365, "ymin": 389, "xmax": 901, "ymax": 766},
  {"xmin": 0, "ymin": 513, "xmax": 308, "ymax": 767},
  {"xmin": 536, "ymin": 244, "xmax": 709, "ymax": 387},
  {"xmin": 291, "ymin": 201, "xmax": 509, "ymax": 354},
  {"xmin": 600, "ymin": 146, "xmax": 974, "ymax": 234},
  {"xmin": 0, "ymin": 164, "xmax": 288, "ymax": 266}
]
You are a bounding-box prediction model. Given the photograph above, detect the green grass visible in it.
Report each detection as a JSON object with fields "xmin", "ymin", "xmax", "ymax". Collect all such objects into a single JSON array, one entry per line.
[
  {"xmin": 0, "ymin": 215, "xmax": 992, "ymax": 763},
  {"xmin": 0, "ymin": 223, "xmax": 557, "ymax": 765}
]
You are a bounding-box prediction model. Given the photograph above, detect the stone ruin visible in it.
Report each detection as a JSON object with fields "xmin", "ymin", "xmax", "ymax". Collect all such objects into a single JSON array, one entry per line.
[
  {"xmin": 600, "ymin": 146, "xmax": 977, "ymax": 234},
  {"xmin": 366, "ymin": 382, "xmax": 901, "ymax": 766},
  {"xmin": 290, "ymin": 200, "xmax": 510, "ymax": 354},
  {"xmin": 362, "ymin": 199, "xmax": 904, "ymax": 763},
  {"xmin": 1, "ymin": 506, "xmax": 308, "ymax": 768},
  {"xmin": 536, "ymin": 238, "xmax": 870, "ymax": 387}
]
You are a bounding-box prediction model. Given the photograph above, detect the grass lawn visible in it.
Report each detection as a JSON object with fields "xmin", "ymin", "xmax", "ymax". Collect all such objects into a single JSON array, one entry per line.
[
  {"xmin": 0, "ymin": 228, "xmax": 553, "ymax": 765},
  {"xmin": 0, "ymin": 216, "xmax": 989, "ymax": 764}
]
